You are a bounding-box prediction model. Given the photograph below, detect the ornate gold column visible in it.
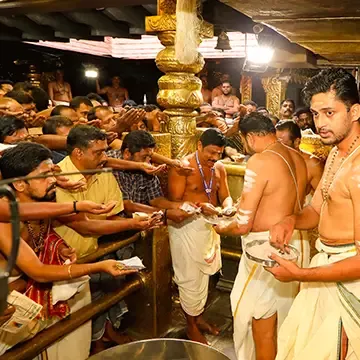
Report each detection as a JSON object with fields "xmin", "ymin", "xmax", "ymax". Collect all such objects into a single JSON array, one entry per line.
[
  {"xmin": 146, "ymin": 2, "xmax": 213, "ymax": 158},
  {"xmin": 261, "ymin": 77, "xmax": 289, "ymax": 117},
  {"xmin": 240, "ymin": 75, "xmax": 252, "ymax": 103}
]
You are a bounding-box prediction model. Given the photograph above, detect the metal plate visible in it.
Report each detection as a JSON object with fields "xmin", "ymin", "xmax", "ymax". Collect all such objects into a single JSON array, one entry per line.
[
  {"xmin": 89, "ymin": 339, "xmax": 230, "ymax": 360},
  {"xmin": 203, "ymin": 216, "xmax": 236, "ymax": 225},
  {"xmin": 244, "ymin": 239, "xmax": 299, "ymax": 267}
]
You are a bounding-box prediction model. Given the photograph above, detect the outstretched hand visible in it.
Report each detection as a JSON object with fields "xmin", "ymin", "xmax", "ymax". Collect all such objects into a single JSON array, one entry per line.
[
  {"xmin": 76, "ymin": 200, "xmax": 117, "ymax": 215},
  {"xmin": 101, "ymin": 260, "xmax": 139, "ymax": 277},
  {"xmin": 141, "ymin": 163, "xmax": 167, "ymax": 176},
  {"xmin": 265, "ymin": 253, "xmax": 301, "ymax": 282}
]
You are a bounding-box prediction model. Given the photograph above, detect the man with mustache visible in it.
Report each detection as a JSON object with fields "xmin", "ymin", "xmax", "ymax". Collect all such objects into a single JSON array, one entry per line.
[
  {"xmin": 267, "ymin": 68, "xmax": 360, "ymax": 360},
  {"xmin": 54, "ymin": 125, "xmax": 161, "ymax": 352},
  {"xmin": 215, "ymin": 113, "xmax": 308, "ymax": 360},
  {"xmin": 168, "ymin": 128, "xmax": 233, "ymax": 344},
  {"xmin": 0, "ymin": 142, "xmax": 137, "ymax": 358},
  {"xmin": 279, "ymin": 99, "xmax": 295, "ymax": 120}
]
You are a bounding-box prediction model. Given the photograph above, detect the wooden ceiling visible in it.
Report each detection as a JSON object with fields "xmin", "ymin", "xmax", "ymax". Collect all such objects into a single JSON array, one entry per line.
[
  {"xmin": 0, "ymin": 0, "xmax": 158, "ymax": 41},
  {"xmin": 220, "ymin": 0, "xmax": 360, "ymax": 66}
]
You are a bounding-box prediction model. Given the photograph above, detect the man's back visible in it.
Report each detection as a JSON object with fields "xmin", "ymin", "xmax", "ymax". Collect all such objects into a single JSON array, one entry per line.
[{"xmin": 250, "ymin": 143, "xmax": 307, "ymax": 232}]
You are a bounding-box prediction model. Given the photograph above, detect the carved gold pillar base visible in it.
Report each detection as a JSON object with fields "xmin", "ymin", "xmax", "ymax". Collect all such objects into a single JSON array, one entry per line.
[
  {"xmin": 262, "ymin": 77, "xmax": 289, "ymax": 117},
  {"xmin": 240, "ymin": 75, "xmax": 252, "ymax": 103}
]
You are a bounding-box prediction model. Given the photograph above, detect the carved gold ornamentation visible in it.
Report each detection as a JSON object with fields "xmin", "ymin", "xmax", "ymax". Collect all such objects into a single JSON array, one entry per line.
[
  {"xmin": 146, "ymin": 3, "xmax": 213, "ymax": 159},
  {"xmin": 146, "ymin": 15, "xmax": 176, "ymax": 33},
  {"xmin": 240, "ymin": 75, "xmax": 252, "ymax": 103},
  {"xmin": 146, "ymin": 15, "xmax": 213, "ymax": 39},
  {"xmin": 262, "ymin": 77, "xmax": 289, "ymax": 117},
  {"xmin": 158, "ymin": 0, "xmax": 176, "ymax": 15},
  {"xmin": 299, "ymin": 135, "xmax": 332, "ymax": 162}
]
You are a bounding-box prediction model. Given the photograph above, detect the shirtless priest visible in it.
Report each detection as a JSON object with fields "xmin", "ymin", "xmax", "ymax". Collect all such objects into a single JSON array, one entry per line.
[
  {"xmin": 168, "ymin": 129, "xmax": 233, "ymax": 344},
  {"xmin": 267, "ymin": 68, "xmax": 360, "ymax": 360},
  {"xmin": 215, "ymin": 113, "xmax": 309, "ymax": 360}
]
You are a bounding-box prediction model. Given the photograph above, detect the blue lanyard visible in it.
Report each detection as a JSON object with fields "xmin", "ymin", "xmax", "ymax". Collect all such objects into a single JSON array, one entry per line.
[{"xmin": 195, "ymin": 151, "xmax": 215, "ymax": 202}]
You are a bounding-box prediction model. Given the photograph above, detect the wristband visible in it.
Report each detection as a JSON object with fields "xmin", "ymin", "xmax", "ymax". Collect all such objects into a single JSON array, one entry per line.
[{"xmin": 73, "ymin": 201, "xmax": 79, "ymax": 214}]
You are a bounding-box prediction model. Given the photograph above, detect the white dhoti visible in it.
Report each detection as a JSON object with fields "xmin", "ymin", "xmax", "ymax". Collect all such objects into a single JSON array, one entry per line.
[
  {"xmin": 53, "ymin": 100, "xmax": 70, "ymax": 106},
  {"xmin": 231, "ymin": 230, "xmax": 309, "ymax": 360},
  {"xmin": 168, "ymin": 216, "xmax": 222, "ymax": 316},
  {"xmin": 276, "ymin": 240, "xmax": 360, "ymax": 360},
  {"xmin": 0, "ymin": 283, "xmax": 91, "ymax": 360}
]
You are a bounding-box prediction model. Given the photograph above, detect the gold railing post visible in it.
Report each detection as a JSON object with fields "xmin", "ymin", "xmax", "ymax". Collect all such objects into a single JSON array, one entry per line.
[
  {"xmin": 261, "ymin": 76, "xmax": 289, "ymax": 117},
  {"xmin": 240, "ymin": 75, "xmax": 252, "ymax": 103}
]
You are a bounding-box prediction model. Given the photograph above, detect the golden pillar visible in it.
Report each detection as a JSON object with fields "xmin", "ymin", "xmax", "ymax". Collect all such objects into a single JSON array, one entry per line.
[
  {"xmin": 261, "ymin": 77, "xmax": 289, "ymax": 117},
  {"xmin": 146, "ymin": 2, "xmax": 213, "ymax": 158},
  {"xmin": 240, "ymin": 75, "xmax": 252, "ymax": 103}
]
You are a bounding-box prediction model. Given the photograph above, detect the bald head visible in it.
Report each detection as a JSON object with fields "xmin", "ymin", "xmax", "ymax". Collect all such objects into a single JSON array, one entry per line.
[{"xmin": 0, "ymin": 97, "xmax": 24, "ymax": 116}]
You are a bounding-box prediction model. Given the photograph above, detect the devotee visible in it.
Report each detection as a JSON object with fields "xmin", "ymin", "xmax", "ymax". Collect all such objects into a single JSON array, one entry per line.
[
  {"xmin": 30, "ymin": 86, "xmax": 51, "ymax": 112},
  {"xmin": 276, "ymin": 120, "xmax": 324, "ymax": 195},
  {"xmin": 168, "ymin": 128, "xmax": 233, "ymax": 344},
  {"xmin": 96, "ymin": 76, "xmax": 129, "ymax": 108},
  {"xmin": 143, "ymin": 104, "xmax": 166, "ymax": 132},
  {"xmin": 42, "ymin": 116, "xmax": 74, "ymax": 137},
  {"xmin": 0, "ymin": 97, "xmax": 24, "ymax": 118},
  {"xmin": 51, "ymin": 105, "xmax": 79, "ymax": 123},
  {"xmin": 87, "ymin": 106, "xmax": 117, "ymax": 132},
  {"xmin": 269, "ymin": 114, "xmax": 279, "ymax": 126},
  {"xmin": 0, "ymin": 115, "xmax": 28, "ymax": 144},
  {"xmin": 54, "ymin": 125, "xmax": 161, "ymax": 351},
  {"xmin": 87, "ymin": 93, "xmax": 108, "ymax": 107},
  {"xmin": 267, "ymin": 68, "xmax": 360, "ymax": 360},
  {"xmin": 212, "ymin": 81, "xmax": 240, "ymax": 118},
  {"xmin": 0, "ymin": 80, "xmax": 13, "ymax": 97},
  {"xmin": 0, "ymin": 115, "xmax": 65, "ymax": 163},
  {"xmin": 199, "ymin": 102, "xmax": 212, "ymax": 114},
  {"xmin": 244, "ymin": 100, "xmax": 258, "ymax": 114},
  {"xmin": 122, "ymin": 99, "xmax": 137, "ymax": 109},
  {"xmin": 196, "ymin": 111, "xmax": 228, "ymax": 133},
  {"xmin": 5, "ymin": 90, "xmax": 36, "ymax": 126},
  {"xmin": 279, "ymin": 99, "xmax": 295, "ymax": 120},
  {"xmin": 13, "ymin": 82, "xmax": 50, "ymax": 112},
  {"xmin": 108, "ymin": 130, "xmax": 192, "ymax": 222},
  {"xmin": 215, "ymin": 113, "xmax": 308, "ymax": 360},
  {"xmin": 200, "ymin": 74, "xmax": 212, "ymax": 104},
  {"xmin": 70, "ymin": 96, "xmax": 93, "ymax": 123},
  {"xmin": 211, "ymin": 73, "xmax": 233, "ymax": 100},
  {"xmin": 0, "ymin": 142, "xmax": 137, "ymax": 357},
  {"xmin": 294, "ymin": 106, "xmax": 316, "ymax": 132},
  {"xmin": 48, "ymin": 69, "xmax": 73, "ymax": 106},
  {"xmin": 257, "ymin": 106, "xmax": 269, "ymax": 117}
]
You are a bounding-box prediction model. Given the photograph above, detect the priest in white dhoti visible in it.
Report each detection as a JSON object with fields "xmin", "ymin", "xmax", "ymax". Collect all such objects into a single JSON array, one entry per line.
[
  {"xmin": 215, "ymin": 112, "xmax": 309, "ymax": 360},
  {"xmin": 168, "ymin": 129, "xmax": 233, "ymax": 345},
  {"xmin": 267, "ymin": 68, "xmax": 360, "ymax": 360}
]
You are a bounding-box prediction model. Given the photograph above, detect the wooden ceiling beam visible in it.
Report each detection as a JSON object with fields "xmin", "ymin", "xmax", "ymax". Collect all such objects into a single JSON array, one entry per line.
[
  {"xmin": 0, "ymin": 0, "xmax": 156, "ymax": 16},
  {"xmin": 65, "ymin": 10, "xmax": 130, "ymax": 38},
  {"xmin": 0, "ymin": 15, "xmax": 55, "ymax": 40},
  {"xmin": 26, "ymin": 13, "xmax": 90, "ymax": 39}
]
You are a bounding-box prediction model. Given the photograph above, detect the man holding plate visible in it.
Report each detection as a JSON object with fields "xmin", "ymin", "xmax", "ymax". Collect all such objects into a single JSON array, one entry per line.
[
  {"xmin": 267, "ymin": 68, "xmax": 360, "ymax": 360},
  {"xmin": 215, "ymin": 113, "xmax": 309, "ymax": 360},
  {"xmin": 168, "ymin": 128, "xmax": 234, "ymax": 344}
]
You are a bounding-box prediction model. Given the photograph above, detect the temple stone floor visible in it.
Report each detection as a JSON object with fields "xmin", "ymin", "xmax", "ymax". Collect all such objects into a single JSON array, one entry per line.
[{"xmin": 165, "ymin": 289, "xmax": 236, "ymax": 360}]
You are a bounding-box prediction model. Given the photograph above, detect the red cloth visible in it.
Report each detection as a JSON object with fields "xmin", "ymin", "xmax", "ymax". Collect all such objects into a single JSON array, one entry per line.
[{"xmin": 26, "ymin": 228, "xmax": 70, "ymax": 320}]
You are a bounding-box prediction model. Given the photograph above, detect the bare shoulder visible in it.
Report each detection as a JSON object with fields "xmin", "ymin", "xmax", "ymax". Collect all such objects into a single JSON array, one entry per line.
[
  {"xmin": 214, "ymin": 160, "xmax": 226, "ymax": 175},
  {"xmin": 245, "ymin": 153, "xmax": 268, "ymax": 172},
  {"xmin": 349, "ymin": 148, "xmax": 360, "ymax": 169},
  {"xmin": 181, "ymin": 154, "xmax": 194, "ymax": 168}
]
